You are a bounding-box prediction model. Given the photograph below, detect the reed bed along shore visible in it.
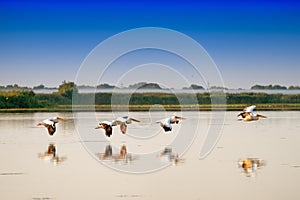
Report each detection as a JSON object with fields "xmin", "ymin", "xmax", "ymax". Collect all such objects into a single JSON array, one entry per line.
[{"xmin": 1, "ymin": 103, "xmax": 300, "ymax": 112}]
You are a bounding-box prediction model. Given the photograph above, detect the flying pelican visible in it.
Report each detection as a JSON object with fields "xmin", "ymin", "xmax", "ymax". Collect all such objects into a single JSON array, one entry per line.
[
  {"xmin": 237, "ymin": 105, "xmax": 266, "ymax": 122},
  {"xmin": 36, "ymin": 117, "xmax": 65, "ymax": 136},
  {"xmin": 156, "ymin": 115, "xmax": 185, "ymax": 132},
  {"xmin": 112, "ymin": 116, "xmax": 140, "ymax": 134},
  {"xmin": 95, "ymin": 116, "xmax": 140, "ymax": 137},
  {"xmin": 95, "ymin": 121, "xmax": 115, "ymax": 137}
]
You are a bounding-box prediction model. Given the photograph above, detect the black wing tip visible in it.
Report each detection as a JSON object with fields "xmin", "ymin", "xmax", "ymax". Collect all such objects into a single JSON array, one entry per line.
[{"xmin": 163, "ymin": 126, "xmax": 172, "ymax": 132}]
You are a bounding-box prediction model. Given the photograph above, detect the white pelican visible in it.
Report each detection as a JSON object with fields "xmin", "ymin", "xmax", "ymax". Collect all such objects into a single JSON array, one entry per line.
[
  {"xmin": 95, "ymin": 116, "xmax": 140, "ymax": 137},
  {"xmin": 112, "ymin": 116, "xmax": 140, "ymax": 134},
  {"xmin": 237, "ymin": 105, "xmax": 266, "ymax": 121},
  {"xmin": 156, "ymin": 115, "xmax": 185, "ymax": 132},
  {"xmin": 36, "ymin": 117, "xmax": 65, "ymax": 136},
  {"xmin": 95, "ymin": 121, "xmax": 115, "ymax": 137}
]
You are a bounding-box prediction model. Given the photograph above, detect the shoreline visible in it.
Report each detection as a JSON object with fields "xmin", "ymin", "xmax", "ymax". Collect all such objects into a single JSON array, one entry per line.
[{"xmin": 1, "ymin": 104, "xmax": 300, "ymax": 112}]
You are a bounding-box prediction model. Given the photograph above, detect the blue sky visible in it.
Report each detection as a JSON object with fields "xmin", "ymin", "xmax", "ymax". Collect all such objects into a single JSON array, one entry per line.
[{"xmin": 0, "ymin": 0, "xmax": 299, "ymax": 89}]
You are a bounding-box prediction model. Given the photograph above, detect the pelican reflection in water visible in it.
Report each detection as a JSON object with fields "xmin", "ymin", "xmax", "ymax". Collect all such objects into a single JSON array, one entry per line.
[
  {"xmin": 38, "ymin": 144, "xmax": 67, "ymax": 165},
  {"xmin": 96, "ymin": 145, "xmax": 136, "ymax": 163},
  {"xmin": 238, "ymin": 158, "xmax": 266, "ymax": 177},
  {"xmin": 159, "ymin": 147, "xmax": 184, "ymax": 165}
]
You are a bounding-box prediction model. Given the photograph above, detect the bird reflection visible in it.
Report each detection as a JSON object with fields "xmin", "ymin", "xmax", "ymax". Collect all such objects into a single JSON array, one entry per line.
[
  {"xmin": 96, "ymin": 145, "xmax": 136, "ymax": 163},
  {"xmin": 159, "ymin": 147, "xmax": 184, "ymax": 165},
  {"xmin": 238, "ymin": 158, "xmax": 265, "ymax": 177},
  {"xmin": 38, "ymin": 144, "xmax": 67, "ymax": 165}
]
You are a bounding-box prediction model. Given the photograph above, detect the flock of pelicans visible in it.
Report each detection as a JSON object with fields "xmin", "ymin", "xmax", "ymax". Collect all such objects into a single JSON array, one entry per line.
[
  {"xmin": 36, "ymin": 105, "xmax": 266, "ymax": 137},
  {"xmin": 37, "ymin": 114, "xmax": 186, "ymax": 137},
  {"xmin": 36, "ymin": 105, "xmax": 267, "ymax": 176}
]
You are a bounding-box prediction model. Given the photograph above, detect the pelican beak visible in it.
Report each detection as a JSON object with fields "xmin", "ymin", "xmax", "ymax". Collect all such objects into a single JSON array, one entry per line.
[
  {"xmin": 257, "ymin": 114, "xmax": 267, "ymax": 118},
  {"xmin": 95, "ymin": 124, "xmax": 103, "ymax": 129},
  {"xmin": 36, "ymin": 122, "xmax": 43, "ymax": 126},
  {"xmin": 175, "ymin": 116, "xmax": 185, "ymax": 120},
  {"xmin": 56, "ymin": 117, "xmax": 65, "ymax": 122}
]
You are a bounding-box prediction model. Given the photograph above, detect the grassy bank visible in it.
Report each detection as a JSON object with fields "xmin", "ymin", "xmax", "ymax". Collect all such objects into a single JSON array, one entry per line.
[
  {"xmin": 1, "ymin": 103, "xmax": 300, "ymax": 113},
  {"xmin": 1, "ymin": 90, "xmax": 300, "ymax": 112}
]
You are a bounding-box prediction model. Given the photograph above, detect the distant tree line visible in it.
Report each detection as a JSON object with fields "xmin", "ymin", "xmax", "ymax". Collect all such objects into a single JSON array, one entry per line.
[
  {"xmin": 251, "ymin": 84, "xmax": 300, "ymax": 90},
  {"xmin": 1, "ymin": 81, "xmax": 300, "ymax": 109},
  {"xmin": 0, "ymin": 81, "xmax": 78, "ymax": 108}
]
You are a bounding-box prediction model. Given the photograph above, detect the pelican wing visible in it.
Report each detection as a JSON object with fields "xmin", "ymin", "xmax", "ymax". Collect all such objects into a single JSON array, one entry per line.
[
  {"xmin": 119, "ymin": 122, "xmax": 127, "ymax": 134},
  {"xmin": 48, "ymin": 117, "xmax": 62, "ymax": 124},
  {"xmin": 116, "ymin": 116, "xmax": 127, "ymax": 123},
  {"xmin": 244, "ymin": 105, "xmax": 256, "ymax": 113},
  {"xmin": 237, "ymin": 112, "xmax": 247, "ymax": 118},
  {"xmin": 104, "ymin": 125, "xmax": 113, "ymax": 137},
  {"xmin": 43, "ymin": 119, "xmax": 55, "ymax": 126},
  {"xmin": 257, "ymin": 114, "xmax": 267, "ymax": 118},
  {"xmin": 156, "ymin": 118, "xmax": 170, "ymax": 126},
  {"xmin": 115, "ymin": 116, "xmax": 140, "ymax": 124},
  {"xmin": 128, "ymin": 117, "xmax": 140, "ymax": 123},
  {"xmin": 242, "ymin": 114, "xmax": 253, "ymax": 121},
  {"xmin": 174, "ymin": 115, "xmax": 185, "ymax": 120},
  {"xmin": 45, "ymin": 124, "xmax": 56, "ymax": 136},
  {"xmin": 170, "ymin": 115, "xmax": 185, "ymax": 124},
  {"xmin": 96, "ymin": 121, "xmax": 113, "ymax": 137}
]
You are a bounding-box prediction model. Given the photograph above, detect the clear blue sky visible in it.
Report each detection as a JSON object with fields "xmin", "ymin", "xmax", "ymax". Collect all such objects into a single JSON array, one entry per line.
[{"xmin": 0, "ymin": 0, "xmax": 299, "ymax": 89}]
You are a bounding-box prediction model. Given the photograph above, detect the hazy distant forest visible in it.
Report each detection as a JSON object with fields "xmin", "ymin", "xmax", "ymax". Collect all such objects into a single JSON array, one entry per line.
[{"xmin": 0, "ymin": 81, "xmax": 300, "ymax": 110}]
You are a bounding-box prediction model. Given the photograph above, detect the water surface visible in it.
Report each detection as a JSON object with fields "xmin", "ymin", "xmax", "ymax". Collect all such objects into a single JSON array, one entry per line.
[{"xmin": 0, "ymin": 111, "xmax": 299, "ymax": 199}]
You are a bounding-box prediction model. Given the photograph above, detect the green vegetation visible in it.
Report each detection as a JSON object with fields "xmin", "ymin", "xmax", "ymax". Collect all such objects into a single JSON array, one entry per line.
[
  {"xmin": 96, "ymin": 83, "xmax": 118, "ymax": 89},
  {"xmin": 126, "ymin": 82, "xmax": 162, "ymax": 89},
  {"xmin": 0, "ymin": 81, "xmax": 77, "ymax": 109},
  {"xmin": 183, "ymin": 84, "xmax": 204, "ymax": 90},
  {"xmin": 0, "ymin": 81, "xmax": 300, "ymax": 111},
  {"xmin": 0, "ymin": 90, "xmax": 48, "ymax": 108},
  {"xmin": 251, "ymin": 84, "xmax": 287, "ymax": 90},
  {"xmin": 288, "ymin": 85, "xmax": 300, "ymax": 90}
]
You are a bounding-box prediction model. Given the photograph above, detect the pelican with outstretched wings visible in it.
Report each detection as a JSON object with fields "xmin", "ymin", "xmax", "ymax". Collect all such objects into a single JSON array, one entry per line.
[
  {"xmin": 95, "ymin": 121, "xmax": 115, "ymax": 137},
  {"xmin": 237, "ymin": 105, "xmax": 266, "ymax": 121},
  {"xmin": 36, "ymin": 117, "xmax": 65, "ymax": 136},
  {"xmin": 156, "ymin": 115, "xmax": 185, "ymax": 132}
]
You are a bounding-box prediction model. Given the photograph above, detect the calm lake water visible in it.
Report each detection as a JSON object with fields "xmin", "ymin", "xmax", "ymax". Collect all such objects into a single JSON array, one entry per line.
[{"xmin": 0, "ymin": 111, "xmax": 300, "ymax": 200}]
